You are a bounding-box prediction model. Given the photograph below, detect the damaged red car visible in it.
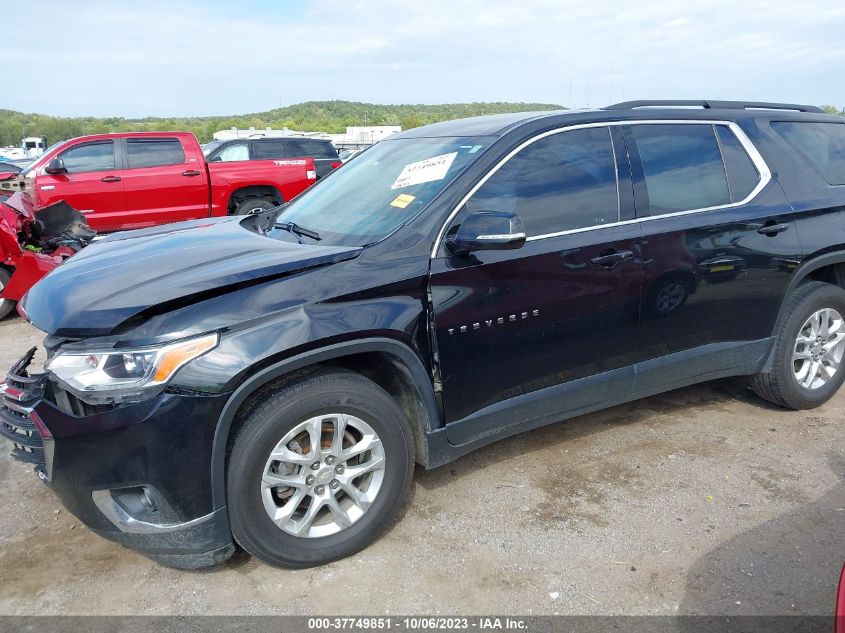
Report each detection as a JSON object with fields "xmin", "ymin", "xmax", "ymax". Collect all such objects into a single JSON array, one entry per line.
[{"xmin": 0, "ymin": 192, "xmax": 95, "ymax": 319}]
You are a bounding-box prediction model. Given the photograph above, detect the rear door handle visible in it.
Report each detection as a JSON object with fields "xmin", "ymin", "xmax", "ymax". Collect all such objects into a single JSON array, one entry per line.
[
  {"xmin": 758, "ymin": 222, "xmax": 790, "ymax": 236},
  {"xmin": 591, "ymin": 249, "xmax": 634, "ymax": 268},
  {"xmin": 100, "ymin": 176, "xmax": 121, "ymax": 183},
  {"xmin": 182, "ymin": 170, "xmax": 202, "ymax": 177}
]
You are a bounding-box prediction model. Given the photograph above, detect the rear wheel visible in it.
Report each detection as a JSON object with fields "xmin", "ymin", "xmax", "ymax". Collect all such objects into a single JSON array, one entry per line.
[
  {"xmin": 227, "ymin": 369, "xmax": 414, "ymax": 568},
  {"xmin": 751, "ymin": 282, "xmax": 845, "ymax": 409},
  {"xmin": 644, "ymin": 273, "xmax": 692, "ymax": 317},
  {"xmin": 0, "ymin": 268, "xmax": 14, "ymax": 320},
  {"xmin": 233, "ymin": 198, "xmax": 277, "ymax": 216}
]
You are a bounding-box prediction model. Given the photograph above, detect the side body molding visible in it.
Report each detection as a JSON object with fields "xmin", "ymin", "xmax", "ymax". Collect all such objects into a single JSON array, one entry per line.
[{"xmin": 209, "ymin": 337, "xmax": 441, "ymax": 509}]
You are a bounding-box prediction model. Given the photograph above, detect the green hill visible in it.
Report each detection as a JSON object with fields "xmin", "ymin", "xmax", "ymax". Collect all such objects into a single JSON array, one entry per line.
[{"xmin": 0, "ymin": 100, "xmax": 565, "ymax": 146}]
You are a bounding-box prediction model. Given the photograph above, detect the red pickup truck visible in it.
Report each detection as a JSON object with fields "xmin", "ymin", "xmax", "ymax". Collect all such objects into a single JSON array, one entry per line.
[{"xmin": 20, "ymin": 132, "xmax": 317, "ymax": 232}]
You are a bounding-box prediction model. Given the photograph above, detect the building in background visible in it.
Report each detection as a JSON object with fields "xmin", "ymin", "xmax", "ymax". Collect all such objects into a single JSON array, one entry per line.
[{"xmin": 213, "ymin": 126, "xmax": 401, "ymax": 150}]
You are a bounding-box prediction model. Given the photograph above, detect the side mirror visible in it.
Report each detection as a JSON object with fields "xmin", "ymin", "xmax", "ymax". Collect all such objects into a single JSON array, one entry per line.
[
  {"xmin": 446, "ymin": 211, "xmax": 526, "ymax": 255},
  {"xmin": 209, "ymin": 156, "xmax": 223, "ymax": 162},
  {"xmin": 44, "ymin": 158, "xmax": 67, "ymax": 175}
]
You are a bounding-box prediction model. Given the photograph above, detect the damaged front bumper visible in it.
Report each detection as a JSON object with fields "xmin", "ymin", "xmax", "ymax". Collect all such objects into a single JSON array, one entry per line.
[{"xmin": 0, "ymin": 349, "xmax": 235, "ymax": 569}]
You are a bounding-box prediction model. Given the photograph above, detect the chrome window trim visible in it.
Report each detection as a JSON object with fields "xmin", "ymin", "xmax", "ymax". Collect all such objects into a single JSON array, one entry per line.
[
  {"xmin": 430, "ymin": 119, "xmax": 772, "ymax": 257},
  {"xmin": 475, "ymin": 232, "xmax": 526, "ymax": 240}
]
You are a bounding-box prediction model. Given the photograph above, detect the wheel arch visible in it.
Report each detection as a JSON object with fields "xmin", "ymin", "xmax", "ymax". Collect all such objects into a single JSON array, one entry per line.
[
  {"xmin": 762, "ymin": 251, "xmax": 845, "ymax": 371},
  {"xmin": 226, "ymin": 185, "xmax": 283, "ymax": 214},
  {"xmin": 648, "ymin": 268, "xmax": 698, "ymax": 293},
  {"xmin": 210, "ymin": 337, "xmax": 441, "ymax": 510},
  {"xmin": 779, "ymin": 252, "xmax": 845, "ymax": 321}
]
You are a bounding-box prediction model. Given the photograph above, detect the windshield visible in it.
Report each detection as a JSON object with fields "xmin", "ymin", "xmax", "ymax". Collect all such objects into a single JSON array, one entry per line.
[
  {"xmin": 271, "ymin": 136, "xmax": 489, "ymax": 246},
  {"xmin": 202, "ymin": 140, "xmax": 223, "ymax": 156}
]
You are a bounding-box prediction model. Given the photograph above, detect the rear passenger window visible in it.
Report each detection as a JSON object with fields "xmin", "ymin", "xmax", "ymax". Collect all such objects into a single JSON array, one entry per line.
[
  {"xmin": 467, "ymin": 126, "xmax": 619, "ymax": 237},
  {"xmin": 633, "ymin": 124, "xmax": 730, "ymax": 215},
  {"xmin": 715, "ymin": 125, "xmax": 760, "ymax": 201},
  {"xmin": 287, "ymin": 140, "xmax": 338, "ymax": 159},
  {"xmin": 253, "ymin": 140, "xmax": 286, "ymax": 160},
  {"xmin": 126, "ymin": 138, "xmax": 185, "ymax": 169},
  {"xmin": 772, "ymin": 121, "xmax": 845, "ymax": 185}
]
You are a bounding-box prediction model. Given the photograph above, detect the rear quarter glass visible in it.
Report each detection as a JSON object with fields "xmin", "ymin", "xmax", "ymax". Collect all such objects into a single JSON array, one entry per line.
[{"xmin": 771, "ymin": 121, "xmax": 845, "ymax": 185}]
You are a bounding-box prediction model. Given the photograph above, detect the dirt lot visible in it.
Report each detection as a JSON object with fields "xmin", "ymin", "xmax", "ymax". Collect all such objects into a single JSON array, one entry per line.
[{"xmin": 0, "ymin": 315, "xmax": 842, "ymax": 616}]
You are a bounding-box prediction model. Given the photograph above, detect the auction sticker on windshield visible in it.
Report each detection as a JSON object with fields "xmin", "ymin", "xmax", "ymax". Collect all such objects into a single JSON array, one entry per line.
[
  {"xmin": 390, "ymin": 194, "xmax": 416, "ymax": 209},
  {"xmin": 391, "ymin": 152, "xmax": 457, "ymax": 189}
]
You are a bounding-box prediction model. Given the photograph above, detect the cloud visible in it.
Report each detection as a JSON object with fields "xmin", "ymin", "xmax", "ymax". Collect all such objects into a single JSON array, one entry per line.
[{"xmin": 2, "ymin": 0, "xmax": 844, "ymax": 116}]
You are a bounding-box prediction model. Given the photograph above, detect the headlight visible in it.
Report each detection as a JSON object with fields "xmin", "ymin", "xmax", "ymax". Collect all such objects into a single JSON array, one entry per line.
[{"xmin": 47, "ymin": 333, "xmax": 219, "ymax": 404}]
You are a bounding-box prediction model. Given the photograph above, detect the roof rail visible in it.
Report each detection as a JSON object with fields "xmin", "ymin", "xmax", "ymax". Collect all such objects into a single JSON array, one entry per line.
[{"xmin": 605, "ymin": 100, "xmax": 824, "ymax": 113}]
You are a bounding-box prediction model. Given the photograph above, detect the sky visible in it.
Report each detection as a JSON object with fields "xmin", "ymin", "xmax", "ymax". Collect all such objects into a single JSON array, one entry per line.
[{"xmin": 3, "ymin": 0, "xmax": 845, "ymax": 118}]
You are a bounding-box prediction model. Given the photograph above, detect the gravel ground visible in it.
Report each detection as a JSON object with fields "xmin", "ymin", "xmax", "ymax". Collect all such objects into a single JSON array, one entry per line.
[{"xmin": 0, "ymin": 315, "xmax": 842, "ymax": 616}]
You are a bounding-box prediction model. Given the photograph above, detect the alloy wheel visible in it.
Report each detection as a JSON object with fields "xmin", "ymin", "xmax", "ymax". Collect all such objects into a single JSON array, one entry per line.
[
  {"xmin": 260, "ymin": 413, "xmax": 386, "ymax": 538},
  {"xmin": 793, "ymin": 307, "xmax": 845, "ymax": 390},
  {"xmin": 657, "ymin": 282, "xmax": 686, "ymax": 313}
]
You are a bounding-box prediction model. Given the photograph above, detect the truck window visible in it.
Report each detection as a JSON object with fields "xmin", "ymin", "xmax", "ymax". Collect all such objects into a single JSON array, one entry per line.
[
  {"xmin": 58, "ymin": 141, "xmax": 115, "ymax": 173},
  {"xmin": 286, "ymin": 140, "xmax": 338, "ymax": 159},
  {"xmin": 252, "ymin": 140, "xmax": 286, "ymax": 160},
  {"xmin": 216, "ymin": 142, "xmax": 250, "ymax": 162},
  {"xmin": 772, "ymin": 121, "xmax": 845, "ymax": 185},
  {"xmin": 632, "ymin": 124, "xmax": 730, "ymax": 215},
  {"xmin": 467, "ymin": 126, "xmax": 619, "ymax": 237},
  {"xmin": 126, "ymin": 138, "xmax": 186, "ymax": 169}
]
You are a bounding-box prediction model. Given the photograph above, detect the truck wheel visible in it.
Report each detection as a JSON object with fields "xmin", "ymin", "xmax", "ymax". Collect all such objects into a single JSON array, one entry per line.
[
  {"xmin": 0, "ymin": 268, "xmax": 14, "ymax": 320},
  {"xmin": 234, "ymin": 198, "xmax": 278, "ymax": 216},
  {"xmin": 227, "ymin": 369, "xmax": 414, "ymax": 568},
  {"xmin": 750, "ymin": 281, "xmax": 845, "ymax": 409}
]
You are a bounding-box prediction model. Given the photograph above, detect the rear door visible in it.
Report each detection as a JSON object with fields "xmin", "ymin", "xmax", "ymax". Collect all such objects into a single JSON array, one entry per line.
[
  {"xmin": 117, "ymin": 137, "xmax": 210, "ymax": 230},
  {"xmin": 35, "ymin": 140, "xmax": 126, "ymax": 228},
  {"xmin": 430, "ymin": 125, "xmax": 643, "ymax": 441},
  {"xmin": 627, "ymin": 121, "xmax": 802, "ymax": 390}
]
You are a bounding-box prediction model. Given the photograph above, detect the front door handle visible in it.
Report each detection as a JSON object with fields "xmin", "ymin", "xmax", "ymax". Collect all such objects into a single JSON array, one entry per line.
[
  {"xmin": 758, "ymin": 222, "xmax": 790, "ymax": 236},
  {"xmin": 591, "ymin": 249, "xmax": 634, "ymax": 268},
  {"xmin": 182, "ymin": 170, "xmax": 202, "ymax": 177},
  {"xmin": 100, "ymin": 176, "xmax": 121, "ymax": 183}
]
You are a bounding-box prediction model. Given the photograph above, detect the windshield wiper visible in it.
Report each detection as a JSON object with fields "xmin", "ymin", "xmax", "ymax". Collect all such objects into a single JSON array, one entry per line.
[{"xmin": 273, "ymin": 221, "xmax": 321, "ymax": 241}]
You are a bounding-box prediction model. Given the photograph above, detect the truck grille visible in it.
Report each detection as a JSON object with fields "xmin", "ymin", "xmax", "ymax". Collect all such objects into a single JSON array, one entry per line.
[{"xmin": 0, "ymin": 347, "xmax": 49, "ymax": 477}]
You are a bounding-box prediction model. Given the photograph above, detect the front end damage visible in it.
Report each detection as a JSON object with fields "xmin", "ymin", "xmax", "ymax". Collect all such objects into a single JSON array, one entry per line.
[
  {"xmin": 0, "ymin": 346, "xmax": 235, "ymax": 569},
  {"xmin": 0, "ymin": 192, "xmax": 95, "ymax": 311}
]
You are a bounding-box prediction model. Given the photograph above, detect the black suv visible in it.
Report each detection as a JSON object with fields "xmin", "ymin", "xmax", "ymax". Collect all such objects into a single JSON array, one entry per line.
[
  {"xmin": 204, "ymin": 137, "xmax": 341, "ymax": 179},
  {"xmin": 4, "ymin": 100, "xmax": 845, "ymax": 569}
]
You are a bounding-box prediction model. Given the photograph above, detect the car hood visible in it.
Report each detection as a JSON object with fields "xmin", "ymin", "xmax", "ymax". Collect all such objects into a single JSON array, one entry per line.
[{"xmin": 22, "ymin": 216, "xmax": 362, "ymax": 337}]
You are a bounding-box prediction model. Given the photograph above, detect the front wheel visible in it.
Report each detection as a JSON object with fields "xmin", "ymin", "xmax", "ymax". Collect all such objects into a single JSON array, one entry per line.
[
  {"xmin": 227, "ymin": 369, "xmax": 414, "ymax": 568},
  {"xmin": 0, "ymin": 268, "xmax": 15, "ymax": 320},
  {"xmin": 751, "ymin": 281, "xmax": 845, "ymax": 409},
  {"xmin": 233, "ymin": 198, "xmax": 278, "ymax": 216}
]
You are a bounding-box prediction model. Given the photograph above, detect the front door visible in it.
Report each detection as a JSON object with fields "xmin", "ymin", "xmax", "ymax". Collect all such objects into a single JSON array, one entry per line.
[
  {"xmin": 36, "ymin": 139, "xmax": 126, "ymax": 228},
  {"xmin": 429, "ymin": 126, "xmax": 643, "ymax": 444}
]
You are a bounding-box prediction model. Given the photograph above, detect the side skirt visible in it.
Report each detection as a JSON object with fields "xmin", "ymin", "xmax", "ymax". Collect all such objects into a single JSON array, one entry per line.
[{"xmin": 424, "ymin": 338, "xmax": 773, "ymax": 469}]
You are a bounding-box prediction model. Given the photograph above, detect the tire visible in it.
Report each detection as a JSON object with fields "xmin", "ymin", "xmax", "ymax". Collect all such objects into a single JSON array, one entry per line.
[
  {"xmin": 750, "ymin": 281, "xmax": 845, "ymax": 409},
  {"xmin": 0, "ymin": 268, "xmax": 14, "ymax": 321},
  {"xmin": 644, "ymin": 273, "xmax": 691, "ymax": 317},
  {"xmin": 233, "ymin": 198, "xmax": 277, "ymax": 216},
  {"xmin": 227, "ymin": 369, "xmax": 415, "ymax": 568}
]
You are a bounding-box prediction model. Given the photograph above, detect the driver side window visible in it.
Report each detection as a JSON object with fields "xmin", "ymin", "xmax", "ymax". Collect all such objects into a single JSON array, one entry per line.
[
  {"xmin": 467, "ymin": 127, "xmax": 619, "ymax": 237},
  {"xmin": 58, "ymin": 141, "xmax": 115, "ymax": 173}
]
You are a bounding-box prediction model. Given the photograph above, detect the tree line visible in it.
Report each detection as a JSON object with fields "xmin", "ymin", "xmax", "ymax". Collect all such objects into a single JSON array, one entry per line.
[{"xmin": 0, "ymin": 100, "xmax": 564, "ymax": 146}]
